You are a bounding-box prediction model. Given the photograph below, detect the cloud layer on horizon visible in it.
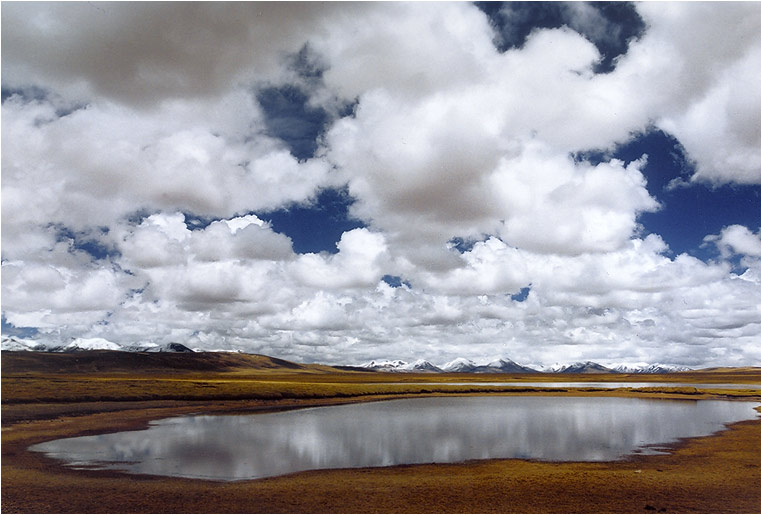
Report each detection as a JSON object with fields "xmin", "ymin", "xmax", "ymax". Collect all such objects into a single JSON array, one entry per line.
[{"xmin": 2, "ymin": 2, "xmax": 759, "ymax": 367}]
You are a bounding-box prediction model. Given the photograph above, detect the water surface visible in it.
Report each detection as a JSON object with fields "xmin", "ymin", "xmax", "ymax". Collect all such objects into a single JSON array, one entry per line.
[
  {"xmin": 31, "ymin": 397, "xmax": 758, "ymax": 481},
  {"xmin": 385, "ymin": 382, "xmax": 760, "ymax": 389}
]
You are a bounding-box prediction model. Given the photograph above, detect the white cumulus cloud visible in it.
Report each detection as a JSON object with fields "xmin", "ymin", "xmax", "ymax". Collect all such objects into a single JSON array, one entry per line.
[{"xmin": 1, "ymin": 2, "xmax": 758, "ymax": 368}]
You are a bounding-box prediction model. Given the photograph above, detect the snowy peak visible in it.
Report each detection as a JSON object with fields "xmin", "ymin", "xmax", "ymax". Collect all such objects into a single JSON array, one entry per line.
[
  {"xmin": 360, "ymin": 359, "xmax": 409, "ymax": 371},
  {"xmin": 613, "ymin": 363, "xmax": 692, "ymax": 374},
  {"xmin": 405, "ymin": 359, "xmax": 443, "ymax": 372},
  {"xmin": 1, "ymin": 337, "xmax": 45, "ymax": 352},
  {"xmin": 442, "ymin": 358, "xmax": 478, "ymax": 372},
  {"xmin": 0, "ymin": 338, "xmax": 696, "ymax": 373},
  {"xmin": 610, "ymin": 362, "xmax": 649, "ymax": 374},
  {"xmin": 149, "ymin": 342, "xmax": 195, "ymax": 353},
  {"xmin": 2, "ymin": 337, "xmax": 197, "ymax": 353},
  {"xmin": 363, "ymin": 357, "xmax": 537, "ymax": 373},
  {"xmin": 554, "ymin": 361, "xmax": 613, "ymax": 374},
  {"xmin": 444, "ymin": 357, "xmax": 538, "ymax": 373},
  {"xmin": 359, "ymin": 359, "xmax": 441, "ymax": 372},
  {"xmin": 483, "ymin": 358, "xmax": 538, "ymax": 373},
  {"xmin": 361, "ymin": 358, "xmax": 685, "ymax": 374},
  {"xmin": 65, "ymin": 338, "xmax": 122, "ymax": 351},
  {"xmin": 124, "ymin": 342, "xmax": 195, "ymax": 353}
]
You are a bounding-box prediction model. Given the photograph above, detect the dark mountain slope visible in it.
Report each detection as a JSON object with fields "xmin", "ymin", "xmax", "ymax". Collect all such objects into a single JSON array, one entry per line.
[{"xmin": 0, "ymin": 350, "xmax": 323, "ymax": 375}]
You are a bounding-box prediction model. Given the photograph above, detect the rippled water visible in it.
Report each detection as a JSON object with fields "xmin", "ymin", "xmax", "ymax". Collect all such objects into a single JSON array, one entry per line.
[{"xmin": 31, "ymin": 397, "xmax": 759, "ymax": 481}]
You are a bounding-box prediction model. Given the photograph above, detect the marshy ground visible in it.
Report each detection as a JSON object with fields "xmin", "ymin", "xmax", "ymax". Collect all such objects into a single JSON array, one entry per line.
[{"xmin": 1, "ymin": 351, "xmax": 759, "ymax": 513}]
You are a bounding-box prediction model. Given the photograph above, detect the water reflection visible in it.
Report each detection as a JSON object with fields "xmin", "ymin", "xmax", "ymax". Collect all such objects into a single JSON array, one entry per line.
[{"xmin": 31, "ymin": 397, "xmax": 759, "ymax": 481}]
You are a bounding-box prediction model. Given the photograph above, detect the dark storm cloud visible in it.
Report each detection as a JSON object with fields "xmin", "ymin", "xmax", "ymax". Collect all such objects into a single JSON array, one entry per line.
[{"xmin": 1, "ymin": 2, "xmax": 350, "ymax": 107}]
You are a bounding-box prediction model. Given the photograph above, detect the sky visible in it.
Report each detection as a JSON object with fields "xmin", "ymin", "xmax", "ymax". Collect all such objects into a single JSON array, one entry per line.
[{"xmin": 1, "ymin": 1, "xmax": 760, "ymax": 368}]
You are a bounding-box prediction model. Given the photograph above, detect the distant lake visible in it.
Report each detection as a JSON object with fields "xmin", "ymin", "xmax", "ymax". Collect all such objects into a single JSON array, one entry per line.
[
  {"xmin": 383, "ymin": 382, "xmax": 761, "ymax": 389},
  {"xmin": 31, "ymin": 397, "xmax": 759, "ymax": 482}
]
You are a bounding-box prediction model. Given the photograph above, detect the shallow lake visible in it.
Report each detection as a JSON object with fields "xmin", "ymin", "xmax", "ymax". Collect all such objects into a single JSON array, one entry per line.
[
  {"xmin": 31, "ymin": 397, "xmax": 759, "ymax": 481},
  {"xmin": 385, "ymin": 382, "xmax": 761, "ymax": 389}
]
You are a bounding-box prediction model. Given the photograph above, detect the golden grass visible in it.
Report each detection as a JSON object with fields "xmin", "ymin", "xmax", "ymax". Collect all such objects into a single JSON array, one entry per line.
[
  {"xmin": 3, "ymin": 351, "xmax": 758, "ymax": 410},
  {"xmin": 4, "ymin": 371, "xmax": 759, "ymax": 407}
]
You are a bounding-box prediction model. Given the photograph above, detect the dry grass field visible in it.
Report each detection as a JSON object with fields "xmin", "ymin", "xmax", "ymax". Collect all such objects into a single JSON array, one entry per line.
[{"xmin": 1, "ymin": 351, "xmax": 759, "ymax": 513}]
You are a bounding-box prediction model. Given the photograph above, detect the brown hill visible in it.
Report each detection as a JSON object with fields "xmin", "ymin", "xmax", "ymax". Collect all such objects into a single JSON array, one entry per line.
[{"xmin": 0, "ymin": 350, "xmax": 334, "ymax": 375}]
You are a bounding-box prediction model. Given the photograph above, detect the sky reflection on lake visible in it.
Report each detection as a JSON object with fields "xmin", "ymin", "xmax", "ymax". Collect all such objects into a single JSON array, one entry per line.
[{"xmin": 31, "ymin": 397, "xmax": 759, "ymax": 481}]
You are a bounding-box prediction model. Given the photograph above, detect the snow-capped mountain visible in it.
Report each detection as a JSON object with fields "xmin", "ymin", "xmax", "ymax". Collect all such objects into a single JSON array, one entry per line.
[
  {"xmin": 538, "ymin": 363, "xmax": 565, "ymax": 373},
  {"xmin": 480, "ymin": 358, "xmax": 539, "ymax": 373},
  {"xmin": 366, "ymin": 357, "xmax": 538, "ymax": 373},
  {"xmin": 1, "ymin": 336, "xmax": 46, "ymax": 351},
  {"xmin": 405, "ymin": 359, "xmax": 443, "ymax": 372},
  {"xmin": 443, "ymin": 357, "xmax": 538, "ymax": 373},
  {"xmin": 76, "ymin": 341, "xmax": 195, "ymax": 353},
  {"xmin": 65, "ymin": 337, "xmax": 122, "ymax": 351},
  {"xmin": 123, "ymin": 342, "xmax": 195, "ymax": 353},
  {"xmin": 442, "ymin": 358, "xmax": 478, "ymax": 372},
  {"xmin": 2, "ymin": 337, "xmax": 196, "ymax": 353},
  {"xmin": 1, "ymin": 337, "xmax": 696, "ymax": 373},
  {"xmin": 544, "ymin": 361, "xmax": 613, "ymax": 374},
  {"xmin": 360, "ymin": 359, "xmax": 409, "ymax": 371},
  {"xmin": 359, "ymin": 359, "xmax": 441, "ymax": 372},
  {"xmin": 145, "ymin": 342, "xmax": 195, "ymax": 353},
  {"xmin": 364, "ymin": 358, "xmax": 638, "ymax": 374},
  {"xmin": 612, "ymin": 363, "xmax": 692, "ymax": 374}
]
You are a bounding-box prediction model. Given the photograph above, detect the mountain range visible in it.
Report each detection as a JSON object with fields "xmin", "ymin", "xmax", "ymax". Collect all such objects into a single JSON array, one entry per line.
[
  {"xmin": 438, "ymin": 358, "xmax": 539, "ymax": 373},
  {"xmin": 1, "ymin": 337, "xmax": 691, "ymax": 373},
  {"xmin": 1, "ymin": 337, "xmax": 195, "ymax": 354},
  {"xmin": 358, "ymin": 358, "xmax": 691, "ymax": 374}
]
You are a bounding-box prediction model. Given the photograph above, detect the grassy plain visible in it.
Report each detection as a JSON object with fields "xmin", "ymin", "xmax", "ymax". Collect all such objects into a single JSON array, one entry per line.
[{"xmin": 1, "ymin": 351, "xmax": 759, "ymax": 513}]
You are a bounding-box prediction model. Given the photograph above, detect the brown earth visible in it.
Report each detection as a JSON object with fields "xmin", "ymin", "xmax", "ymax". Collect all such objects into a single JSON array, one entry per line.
[{"xmin": 1, "ymin": 352, "xmax": 759, "ymax": 513}]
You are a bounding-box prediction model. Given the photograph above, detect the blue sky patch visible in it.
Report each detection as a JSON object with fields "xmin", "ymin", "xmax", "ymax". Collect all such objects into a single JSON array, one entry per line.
[
  {"xmin": 448, "ymin": 235, "xmax": 492, "ymax": 254},
  {"xmin": 476, "ymin": 1, "xmax": 645, "ymax": 73},
  {"xmin": 2, "ymin": 85, "xmax": 48, "ymax": 103},
  {"xmin": 1, "ymin": 315, "xmax": 39, "ymax": 339},
  {"xmin": 382, "ymin": 275, "xmax": 412, "ymax": 289},
  {"xmin": 641, "ymin": 183, "xmax": 761, "ymax": 261},
  {"xmin": 614, "ymin": 130, "xmax": 759, "ymax": 260},
  {"xmin": 288, "ymin": 44, "xmax": 325, "ymax": 84},
  {"xmin": 255, "ymin": 187, "xmax": 366, "ymax": 254},
  {"xmin": 182, "ymin": 212, "xmax": 217, "ymax": 231},
  {"xmin": 511, "ymin": 286, "xmax": 531, "ymax": 302},
  {"xmin": 256, "ymin": 84, "xmax": 329, "ymax": 161},
  {"xmin": 2, "ymin": 85, "xmax": 87, "ymax": 118},
  {"xmin": 448, "ymin": 236, "xmax": 477, "ymax": 254},
  {"xmin": 573, "ymin": 129, "xmax": 760, "ymax": 260},
  {"xmin": 51, "ymin": 224, "xmax": 120, "ymax": 261}
]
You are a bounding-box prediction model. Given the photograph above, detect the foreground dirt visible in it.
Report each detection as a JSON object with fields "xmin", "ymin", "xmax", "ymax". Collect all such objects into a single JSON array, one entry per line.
[{"xmin": 1, "ymin": 358, "xmax": 760, "ymax": 513}]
